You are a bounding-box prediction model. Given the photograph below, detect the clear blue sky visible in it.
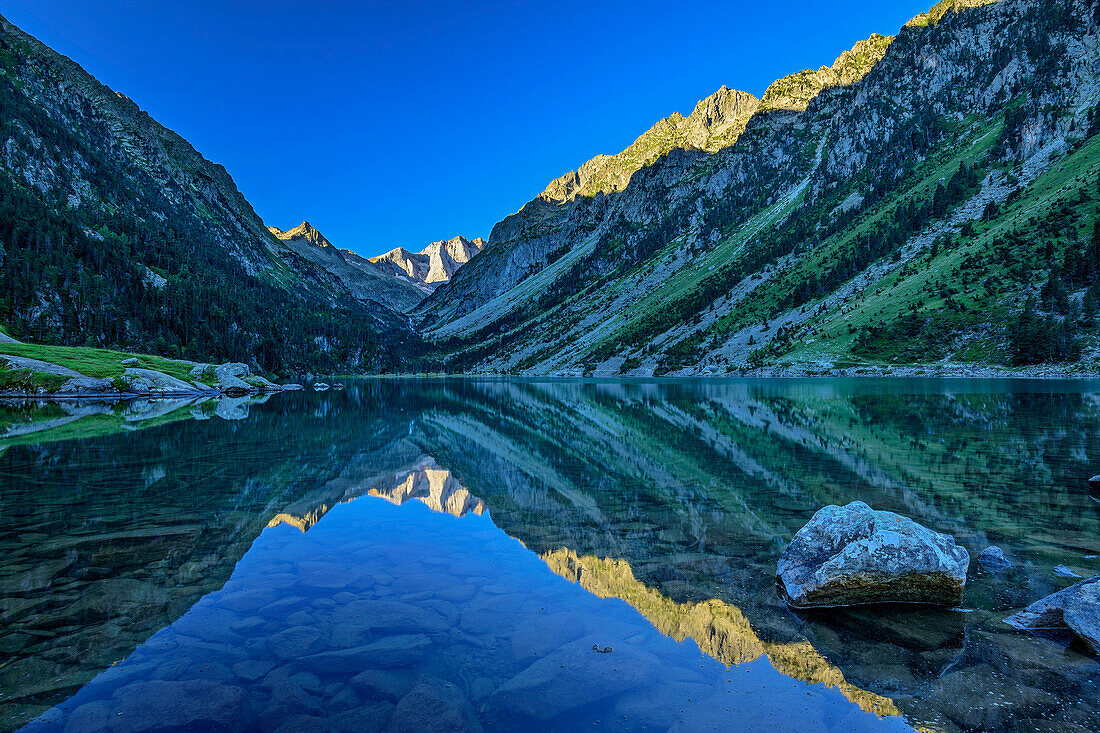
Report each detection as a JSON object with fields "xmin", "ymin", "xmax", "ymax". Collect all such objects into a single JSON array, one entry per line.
[{"xmin": 2, "ymin": 1, "xmax": 931, "ymax": 257}]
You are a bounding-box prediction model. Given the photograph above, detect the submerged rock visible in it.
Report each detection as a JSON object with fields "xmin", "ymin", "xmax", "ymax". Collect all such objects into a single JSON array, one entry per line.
[
  {"xmin": 1054, "ymin": 565, "xmax": 1081, "ymax": 578},
  {"xmin": 978, "ymin": 546, "xmax": 1012, "ymax": 572},
  {"xmin": 1005, "ymin": 574, "xmax": 1100, "ymax": 654},
  {"xmin": 96, "ymin": 679, "xmax": 247, "ymax": 732},
  {"xmin": 776, "ymin": 501, "xmax": 970, "ymax": 608},
  {"xmin": 486, "ymin": 635, "xmax": 659, "ymax": 720},
  {"xmin": 383, "ymin": 675, "xmax": 483, "ymax": 733}
]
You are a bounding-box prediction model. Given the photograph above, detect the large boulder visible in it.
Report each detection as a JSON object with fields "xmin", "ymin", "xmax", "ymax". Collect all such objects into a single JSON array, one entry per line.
[
  {"xmin": 777, "ymin": 501, "xmax": 970, "ymax": 608},
  {"xmin": 214, "ymin": 362, "xmax": 255, "ymax": 393},
  {"xmin": 56, "ymin": 376, "xmax": 115, "ymax": 395},
  {"xmin": 123, "ymin": 368, "xmax": 203, "ymax": 395},
  {"xmin": 1005, "ymin": 575, "xmax": 1100, "ymax": 654}
]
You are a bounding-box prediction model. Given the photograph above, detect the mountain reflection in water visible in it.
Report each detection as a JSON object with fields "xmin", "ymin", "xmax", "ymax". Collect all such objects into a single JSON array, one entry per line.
[{"xmin": 2, "ymin": 378, "xmax": 1099, "ymax": 732}]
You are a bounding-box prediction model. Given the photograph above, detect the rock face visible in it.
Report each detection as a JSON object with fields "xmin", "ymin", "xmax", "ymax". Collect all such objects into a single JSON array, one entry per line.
[
  {"xmin": 371, "ymin": 236, "xmax": 486, "ymax": 291},
  {"xmin": 538, "ymin": 86, "xmax": 762, "ymax": 203},
  {"xmin": 1006, "ymin": 575, "xmax": 1100, "ymax": 654},
  {"xmin": 978, "ymin": 546, "xmax": 1012, "ymax": 571},
  {"xmin": 123, "ymin": 367, "xmax": 203, "ymax": 395},
  {"xmin": 776, "ymin": 501, "xmax": 970, "ymax": 608}
]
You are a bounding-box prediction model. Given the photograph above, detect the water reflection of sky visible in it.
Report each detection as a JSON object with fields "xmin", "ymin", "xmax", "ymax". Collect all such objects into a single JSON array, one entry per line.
[
  {"xmin": 6, "ymin": 378, "xmax": 1100, "ymax": 732},
  {"xmin": 27, "ymin": 496, "xmax": 912, "ymax": 732}
]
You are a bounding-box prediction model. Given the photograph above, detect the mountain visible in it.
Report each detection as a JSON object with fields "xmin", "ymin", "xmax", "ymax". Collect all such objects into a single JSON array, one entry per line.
[
  {"xmin": 539, "ymin": 86, "xmax": 763, "ymax": 203},
  {"xmin": 370, "ymin": 236, "xmax": 487, "ymax": 291},
  {"xmin": 267, "ymin": 221, "xmax": 426, "ymax": 312},
  {"xmin": 0, "ymin": 14, "xmax": 424, "ymax": 374},
  {"xmin": 416, "ymin": 0, "xmax": 1100, "ymax": 376},
  {"xmin": 537, "ymin": 35, "xmax": 892, "ymax": 205}
]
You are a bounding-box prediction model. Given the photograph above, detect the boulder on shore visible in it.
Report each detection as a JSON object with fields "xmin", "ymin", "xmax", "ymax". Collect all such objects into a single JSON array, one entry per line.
[
  {"xmin": 1005, "ymin": 574, "xmax": 1100, "ymax": 654},
  {"xmin": 214, "ymin": 363, "xmax": 253, "ymax": 393},
  {"xmin": 776, "ymin": 501, "xmax": 970, "ymax": 608}
]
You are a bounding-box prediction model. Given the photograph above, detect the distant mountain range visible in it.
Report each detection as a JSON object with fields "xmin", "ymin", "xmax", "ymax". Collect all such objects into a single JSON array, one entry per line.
[
  {"xmin": 370, "ymin": 236, "xmax": 487, "ymax": 291},
  {"xmin": 2, "ymin": 0, "xmax": 1100, "ymax": 376},
  {"xmin": 266, "ymin": 222, "xmax": 484, "ymax": 310}
]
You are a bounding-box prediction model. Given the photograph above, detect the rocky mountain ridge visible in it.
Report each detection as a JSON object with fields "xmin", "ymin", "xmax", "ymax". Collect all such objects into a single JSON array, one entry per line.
[
  {"xmin": 370, "ymin": 236, "xmax": 487, "ymax": 290},
  {"xmin": 416, "ymin": 0, "xmax": 1100, "ymax": 377},
  {"xmin": 535, "ymin": 33, "xmax": 893, "ymax": 205}
]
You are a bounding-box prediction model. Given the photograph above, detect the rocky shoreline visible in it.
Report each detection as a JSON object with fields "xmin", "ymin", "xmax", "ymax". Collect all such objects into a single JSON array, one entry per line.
[
  {"xmin": 369, "ymin": 365, "xmax": 1100, "ymax": 380},
  {"xmin": 0, "ymin": 357, "xmax": 303, "ymax": 400}
]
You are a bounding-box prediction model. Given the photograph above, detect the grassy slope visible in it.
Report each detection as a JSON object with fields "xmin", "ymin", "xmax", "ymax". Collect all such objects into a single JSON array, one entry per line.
[
  {"xmin": 782, "ymin": 132, "xmax": 1100, "ymax": 370},
  {"xmin": 0, "ymin": 342, "xmax": 218, "ymax": 392}
]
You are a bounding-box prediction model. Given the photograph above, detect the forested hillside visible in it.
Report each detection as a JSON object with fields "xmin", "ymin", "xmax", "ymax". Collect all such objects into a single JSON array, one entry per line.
[{"xmin": 0, "ymin": 15, "xmax": 424, "ymax": 374}]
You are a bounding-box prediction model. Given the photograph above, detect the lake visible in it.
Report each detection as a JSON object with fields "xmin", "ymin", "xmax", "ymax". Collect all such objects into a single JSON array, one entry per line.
[{"xmin": 1, "ymin": 378, "xmax": 1099, "ymax": 732}]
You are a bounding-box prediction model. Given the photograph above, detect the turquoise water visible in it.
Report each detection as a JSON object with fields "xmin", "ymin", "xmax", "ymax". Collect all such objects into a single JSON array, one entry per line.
[{"xmin": 2, "ymin": 379, "xmax": 1099, "ymax": 731}]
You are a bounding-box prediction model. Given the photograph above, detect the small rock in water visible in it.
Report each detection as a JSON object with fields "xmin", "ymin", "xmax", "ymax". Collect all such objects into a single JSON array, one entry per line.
[
  {"xmin": 1006, "ymin": 575, "xmax": 1100, "ymax": 654},
  {"xmin": 384, "ymin": 675, "xmax": 483, "ymax": 733},
  {"xmin": 776, "ymin": 501, "xmax": 970, "ymax": 608},
  {"xmin": 1089, "ymin": 475, "xmax": 1100, "ymax": 491},
  {"xmin": 978, "ymin": 546, "xmax": 1012, "ymax": 572},
  {"xmin": 1054, "ymin": 565, "xmax": 1081, "ymax": 578}
]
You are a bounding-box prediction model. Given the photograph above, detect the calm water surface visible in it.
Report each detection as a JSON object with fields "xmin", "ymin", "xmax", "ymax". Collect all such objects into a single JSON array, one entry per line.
[{"xmin": 1, "ymin": 379, "xmax": 1099, "ymax": 732}]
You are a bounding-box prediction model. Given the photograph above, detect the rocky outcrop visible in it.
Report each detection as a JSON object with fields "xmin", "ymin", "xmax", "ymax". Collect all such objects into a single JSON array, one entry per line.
[
  {"xmin": 1, "ymin": 350, "xmax": 301, "ymax": 399},
  {"xmin": 213, "ymin": 363, "xmax": 253, "ymax": 393},
  {"xmin": 776, "ymin": 501, "xmax": 970, "ymax": 608},
  {"xmin": 759, "ymin": 34, "xmax": 893, "ymax": 112},
  {"xmin": 371, "ymin": 236, "xmax": 486, "ymax": 290},
  {"xmin": 123, "ymin": 368, "xmax": 209, "ymax": 396},
  {"xmin": 1, "ymin": 354, "xmax": 82, "ymax": 378},
  {"xmin": 1005, "ymin": 575, "xmax": 1100, "ymax": 654}
]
